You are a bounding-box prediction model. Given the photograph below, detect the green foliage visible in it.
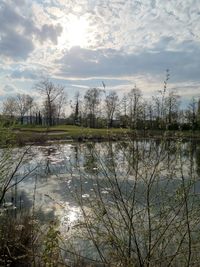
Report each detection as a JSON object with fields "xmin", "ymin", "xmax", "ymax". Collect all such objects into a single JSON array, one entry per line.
[{"xmin": 0, "ymin": 123, "xmax": 15, "ymax": 147}]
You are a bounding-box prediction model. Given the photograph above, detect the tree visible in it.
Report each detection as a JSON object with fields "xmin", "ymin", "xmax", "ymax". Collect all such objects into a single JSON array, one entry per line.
[
  {"xmin": 2, "ymin": 97, "xmax": 17, "ymax": 119},
  {"xmin": 105, "ymin": 91, "xmax": 119, "ymax": 127},
  {"xmin": 146, "ymin": 101, "xmax": 154, "ymax": 129},
  {"xmin": 152, "ymin": 94, "xmax": 161, "ymax": 126},
  {"xmin": 185, "ymin": 97, "xmax": 198, "ymax": 130},
  {"xmin": 118, "ymin": 93, "xmax": 129, "ymax": 128},
  {"xmin": 35, "ymin": 79, "xmax": 65, "ymax": 126},
  {"xmin": 128, "ymin": 87, "xmax": 143, "ymax": 129},
  {"xmin": 16, "ymin": 94, "xmax": 34, "ymax": 125},
  {"xmin": 84, "ymin": 88, "xmax": 102, "ymax": 128},
  {"xmin": 152, "ymin": 69, "xmax": 172, "ymax": 129},
  {"xmin": 70, "ymin": 91, "xmax": 82, "ymax": 125},
  {"xmin": 165, "ymin": 89, "xmax": 180, "ymax": 128},
  {"xmin": 3, "ymin": 94, "xmax": 33, "ymax": 125},
  {"xmin": 55, "ymin": 85, "xmax": 67, "ymax": 124}
]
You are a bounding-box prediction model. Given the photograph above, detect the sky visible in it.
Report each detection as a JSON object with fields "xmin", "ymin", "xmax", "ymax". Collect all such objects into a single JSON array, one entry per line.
[{"xmin": 0, "ymin": 0, "xmax": 200, "ymax": 107}]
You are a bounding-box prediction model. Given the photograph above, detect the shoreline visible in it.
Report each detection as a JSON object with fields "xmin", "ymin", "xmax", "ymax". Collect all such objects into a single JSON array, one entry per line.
[{"xmin": 10, "ymin": 127, "xmax": 200, "ymax": 146}]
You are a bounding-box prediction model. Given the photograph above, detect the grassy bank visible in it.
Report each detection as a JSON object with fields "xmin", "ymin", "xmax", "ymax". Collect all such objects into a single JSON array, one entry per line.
[
  {"xmin": 10, "ymin": 125, "xmax": 200, "ymax": 145},
  {"xmin": 12, "ymin": 125, "xmax": 130, "ymax": 144}
]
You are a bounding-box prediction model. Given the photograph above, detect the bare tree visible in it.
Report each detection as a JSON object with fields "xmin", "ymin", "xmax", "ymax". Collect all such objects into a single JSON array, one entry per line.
[
  {"xmin": 3, "ymin": 94, "xmax": 33, "ymax": 125},
  {"xmin": 2, "ymin": 97, "xmax": 17, "ymax": 119},
  {"xmin": 118, "ymin": 93, "xmax": 129, "ymax": 128},
  {"xmin": 84, "ymin": 88, "xmax": 102, "ymax": 128},
  {"xmin": 128, "ymin": 87, "xmax": 143, "ymax": 129},
  {"xmin": 56, "ymin": 85, "xmax": 67, "ymax": 124},
  {"xmin": 70, "ymin": 91, "xmax": 82, "ymax": 125},
  {"xmin": 152, "ymin": 69, "xmax": 171, "ymax": 129},
  {"xmin": 185, "ymin": 97, "xmax": 198, "ymax": 130},
  {"xmin": 105, "ymin": 91, "xmax": 119, "ymax": 127},
  {"xmin": 146, "ymin": 101, "xmax": 154, "ymax": 129},
  {"xmin": 152, "ymin": 94, "xmax": 162, "ymax": 128},
  {"xmin": 165, "ymin": 89, "xmax": 180, "ymax": 128},
  {"xmin": 16, "ymin": 94, "xmax": 34, "ymax": 125},
  {"xmin": 35, "ymin": 79, "xmax": 65, "ymax": 126}
]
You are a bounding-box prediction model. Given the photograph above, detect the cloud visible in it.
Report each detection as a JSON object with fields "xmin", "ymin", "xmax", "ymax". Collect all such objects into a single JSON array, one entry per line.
[
  {"xmin": 10, "ymin": 68, "xmax": 43, "ymax": 80},
  {"xmin": 39, "ymin": 24, "xmax": 62, "ymax": 45},
  {"xmin": 74, "ymin": 0, "xmax": 200, "ymax": 52},
  {"xmin": 3, "ymin": 84, "xmax": 16, "ymax": 93},
  {"xmin": 0, "ymin": 30, "xmax": 34, "ymax": 60},
  {"xmin": 0, "ymin": 0, "xmax": 199, "ymax": 103},
  {"xmin": 57, "ymin": 43, "xmax": 200, "ymax": 84},
  {"xmin": 0, "ymin": 84, "xmax": 17, "ymax": 105},
  {"xmin": 0, "ymin": 0, "xmax": 62, "ymax": 60},
  {"xmin": 71, "ymin": 84, "xmax": 90, "ymax": 89}
]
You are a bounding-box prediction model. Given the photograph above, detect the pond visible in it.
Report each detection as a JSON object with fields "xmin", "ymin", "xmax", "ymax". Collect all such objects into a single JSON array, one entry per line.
[{"xmin": 2, "ymin": 139, "xmax": 200, "ymax": 264}]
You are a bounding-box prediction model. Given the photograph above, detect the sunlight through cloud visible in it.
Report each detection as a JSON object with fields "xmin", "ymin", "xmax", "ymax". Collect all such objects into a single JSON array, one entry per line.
[{"xmin": 58, "ymin": 15, "xmax": 89, "ymax": 49}]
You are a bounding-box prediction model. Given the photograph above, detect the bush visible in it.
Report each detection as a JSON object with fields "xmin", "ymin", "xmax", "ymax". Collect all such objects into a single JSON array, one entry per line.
[
  {"xmin": 66, "ymin": 138, "xmax": 200, "ymax": 266},
  {"xmin": 0, "ymin": 213, "xmax": 36, "ymax": 266}
]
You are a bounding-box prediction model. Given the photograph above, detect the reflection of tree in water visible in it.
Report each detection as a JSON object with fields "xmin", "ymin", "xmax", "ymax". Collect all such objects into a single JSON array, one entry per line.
[
  {"xmin": 4, "ymin": 186, "xmax": 55, "ymax": 223},
  {"xmin": 70, "ymin": 144, "xmax": 80, "ymax": 168},
  {"xmin": 105, "ymin": 142, "xmax": 115, "ymax": 169},
  {"xmin": 83, "ymin": 143, "xmax": 98, "ymax": 174},
  {"xmin": 183, "ymin": 141, "xmax": 196, "ymax": 175},
  {"xmin": 3, "ymin": 190, "xmax": 32, "ymax": 219},
  {"xmin": 42, "ymin": 145, "xmax": 66, "ymax": 176},
  {"xmin": 44, "ymin": 147, "xmax": 57, "ymax": 175}
]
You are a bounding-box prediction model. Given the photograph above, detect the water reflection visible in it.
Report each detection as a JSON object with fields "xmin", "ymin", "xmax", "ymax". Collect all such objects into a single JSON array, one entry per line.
[
  {"xmin": 83, "ymin": 143, "xmax": 98, "ymax": 174},
  {"xmin": 2, "ymin": 140, "xmax": 200, "ymax": 233}
]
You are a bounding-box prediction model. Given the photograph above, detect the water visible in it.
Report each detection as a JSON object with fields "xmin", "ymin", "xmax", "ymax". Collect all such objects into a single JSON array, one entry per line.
[
  {"xmin": 2, "ymin": 140, "xmax": 200, "ymax": 221},
  {"xmin": 2, "ymin": 140, "xmax": 200, "ymax": 263}
]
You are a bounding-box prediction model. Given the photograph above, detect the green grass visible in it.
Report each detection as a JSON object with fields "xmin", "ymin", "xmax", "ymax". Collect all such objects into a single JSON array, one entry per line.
[
  {"xmin": 11, "ymin": 125, "xmax": 132, "ymax": 145},
  {"xmin": 10, "ymin": 125, "xmax": 200, "ymax": 145},
  {"xmin": 13, "ymin": 125, "xmax": 130, "ymax": 135}
]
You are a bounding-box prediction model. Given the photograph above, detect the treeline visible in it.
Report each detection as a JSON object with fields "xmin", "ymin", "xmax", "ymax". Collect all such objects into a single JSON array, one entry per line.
[
  {"xmin": 2, "ymin": 80, "xmax": 66, "ymax": 127},
  {"xmin": 2, "ymin": 75, "xmax": 200, "ymax": 130}
]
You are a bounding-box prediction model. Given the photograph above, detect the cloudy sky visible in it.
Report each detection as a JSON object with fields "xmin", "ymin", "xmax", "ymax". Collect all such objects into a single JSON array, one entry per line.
[{"xmin": 0, "ymin": 0, "xmax": 200, "ymax": 106}]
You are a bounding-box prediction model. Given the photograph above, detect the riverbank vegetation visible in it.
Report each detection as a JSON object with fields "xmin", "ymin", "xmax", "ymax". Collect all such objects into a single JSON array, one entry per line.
[{"xmin": 11, "ymin": 125, "xmax": 200, "ymax": 146}]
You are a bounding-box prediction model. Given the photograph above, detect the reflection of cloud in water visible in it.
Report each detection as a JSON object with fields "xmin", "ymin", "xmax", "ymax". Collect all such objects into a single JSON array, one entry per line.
[
  {"xmin": 101, "ymin": 188, "xmax": 110, "ymax": 194},
  {"xmin": 82, "ymin": 194, "xmax": 90, "ymax": 198},
  {"xmin": 60, "ymin": 204, "xmax": 80, "ymax": 224},
  {"xmin": 17, "ymin": 174, "xmax": 73, "ymax": 220},
  {"xmin": 55, "ymin": 202, "xmax": 81, "ymax": 235}
]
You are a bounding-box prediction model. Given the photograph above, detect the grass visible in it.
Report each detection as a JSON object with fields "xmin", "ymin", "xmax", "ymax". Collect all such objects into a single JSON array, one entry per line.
[
  {"xmin": 8, "ymin": 124, "xmax": 200, "ymax": 146},
  {"xmin": 13, "ymin": 125, "xmax": 130, "ymax": 140}
]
